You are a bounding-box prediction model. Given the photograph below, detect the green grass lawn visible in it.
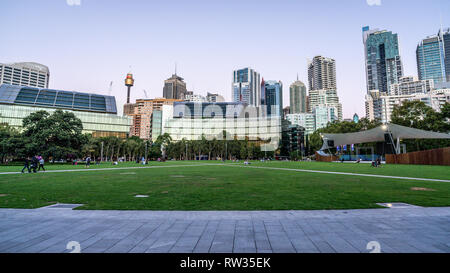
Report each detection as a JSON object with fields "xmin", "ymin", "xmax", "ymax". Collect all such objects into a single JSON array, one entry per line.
[{"xmin": 0, "ymin": 160, "xmax": 449, "ymax": 210}]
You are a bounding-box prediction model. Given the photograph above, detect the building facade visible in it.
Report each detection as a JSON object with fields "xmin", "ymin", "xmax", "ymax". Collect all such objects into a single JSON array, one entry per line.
[
  {"xmin": 308, "ymin": 89, "xmax": 343, "ymax": 121},
  {"xmin": 162, "ymin": 102, "xmax": 281, "ymax": 151},
  {"xmin": 389, "ymin": 76, "xmax": 434, "ymax": 96},
  {"xmin": 0, "ymin": 84, "xmax": 131, "ymax": 138},
  {"xmin": 0, "ymin": 62, "xmax": 49, "ymax": 89},
  {"xmin": 264, "ymin": 80, "xmax": 283, "ymax": 117},
  {"xmin": 127, "ymin": 98, "xmax": 182, "ymax": 141},
  {"xmin": 363, "ymin": 26, "xmax": 404, "ymax": 94},
  {"xmin": 286, "ymin": 113, "xmax": 316, "ymax": 135},
  {"xmin": 163, "ymin": 74, "xmax": 187, "ymax": 100},
  {"xmin": 308, "ymin": 56, "xmax": 337, "ymax": 91},
  {"xmin": 441, "ymin": 28, "xmax": 450, "ymax": 82},
  {"xmin": 366, "ymin": 88, "xmax": 450, "ymax": 123},
  {"xmin": 232, "ymin": 68, "xmax": 261, "ymax": 106},
  {"xmin": 289, "ymin": 79, "xmax": 307, "ymax": 114},
  {"xmin": 417, "ymin": 34, "xmax": 446, "ymax": 84},
  {"xmin": 206, "ymin": 92, "xmax": 225, "ymax": 103}
]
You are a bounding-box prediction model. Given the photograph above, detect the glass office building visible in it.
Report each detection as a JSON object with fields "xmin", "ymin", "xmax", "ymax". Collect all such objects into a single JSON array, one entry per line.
[
  {"xmin": 416, "ymin": 35, "xmax": 446, "ymax": 84},
  {"xmin": 232, "ymin": 68, "xmax": 261, "ymax": 106},
  {"xmin": 264, "ymin": 80, "xmax": 283, "ymax": 117},
  {"xmin": 363, "ymin": 26, "xmax": 404, "ymax": 94},
  {"xmin": 0, "ymin": 84, "xmax": 131, "ymax": 138},
  {"xmin": 162, "ymin": 102, "xmax": 281, "ymax": 151}
]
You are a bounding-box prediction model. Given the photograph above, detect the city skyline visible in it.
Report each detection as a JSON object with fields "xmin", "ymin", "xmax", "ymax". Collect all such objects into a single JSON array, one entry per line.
[{"xmin": 1, "ymin": 0, "xmax": 450, "ymax": 119}]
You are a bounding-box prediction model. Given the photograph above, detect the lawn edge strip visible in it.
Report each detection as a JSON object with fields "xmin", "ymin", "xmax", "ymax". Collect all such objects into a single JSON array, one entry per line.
[{"xmin": 225, "ymin": 165, "xmax": 450, "ymax": 183}]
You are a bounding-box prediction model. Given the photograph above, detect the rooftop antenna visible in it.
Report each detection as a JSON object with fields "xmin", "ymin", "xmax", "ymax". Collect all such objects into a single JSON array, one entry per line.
[
  {"xmin": 297, "ymin": 73, "xmax": 299, "ymax": 81},
  {"xmin": 175, "ymin": 62, "xmax": 177, "ymax": 76},
  {"xmin": 108, "ymin": 81, "xmax": 113, "ymax": 95}
]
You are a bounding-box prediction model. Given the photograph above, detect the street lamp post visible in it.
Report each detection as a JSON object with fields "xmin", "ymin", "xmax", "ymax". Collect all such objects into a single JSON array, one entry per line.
[
  {"xmin": 145, "ymin": 142, "xmax": 148, "ymax": 164},
  {"xmin": 100, "ymin": 141, "xmax": 104, "ymax": 162},
  {"xmin": 185, "ymin": 143, "xmax": 188, "ymax": 161}
]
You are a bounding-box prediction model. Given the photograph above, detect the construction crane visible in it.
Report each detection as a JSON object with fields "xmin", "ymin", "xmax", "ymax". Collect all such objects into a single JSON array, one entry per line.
[
  {"xmin": 108, "ymin": 81, "xmax": 113, "ymax": 95},
  {"xmin": 143, "ymin": 89, "xmax": 148, "ymax": 98}
]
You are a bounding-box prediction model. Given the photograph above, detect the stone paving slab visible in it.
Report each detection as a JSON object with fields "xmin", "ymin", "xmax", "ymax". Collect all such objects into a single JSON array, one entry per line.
[{"xmin": 0, "ymin": 207, "xmax": 449, "ymax": 253}]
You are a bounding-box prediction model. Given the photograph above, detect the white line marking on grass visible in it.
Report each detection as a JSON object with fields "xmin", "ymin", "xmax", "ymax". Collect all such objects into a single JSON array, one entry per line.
[
  {"xmin": 225, "ymin": 165, "xmax": 450, "ymax": 183},
  {"xmin": 0, "ymin": 164, "xmax": 228, "ymax": 176}
]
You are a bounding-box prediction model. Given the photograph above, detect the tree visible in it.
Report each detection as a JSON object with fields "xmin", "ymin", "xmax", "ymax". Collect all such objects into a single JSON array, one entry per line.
[
  {"xmin": 21, "ymin": 110, "xmax": 85, "ymax": 160},
  {"xmin": 391, "ymin": 101, "xmax": 450, "ymax": 151}
]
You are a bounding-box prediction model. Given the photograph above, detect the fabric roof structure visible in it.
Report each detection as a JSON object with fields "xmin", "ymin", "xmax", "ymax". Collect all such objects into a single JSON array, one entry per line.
[{"xmin": 320, "ymin": 123, "xmax": 450, "ymax": 150}]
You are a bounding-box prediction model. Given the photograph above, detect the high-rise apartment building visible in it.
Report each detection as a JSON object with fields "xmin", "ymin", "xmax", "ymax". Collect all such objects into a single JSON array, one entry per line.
[
  {"xmin": 163, "ymin": 74, "xmax": 187, "ymax": 100},
  {"xmin": 363, "ymin": 26, "xmax": 404, "ymax": 94},
  {"xmin": 232, "ymin": 68, "xmax": 261, "ymax": 106},
  {"xmin": 307, "ymin": 56, "xmax": 342, "ymax": 121},
  {"xmin": 0, "ymin": 62, "xmax": 49, "ymax": 89},
  {"xmin": 308, "ymin": 56, "xmax": 336, "ymax": 91},
  {"xmin": 416, "ymin": 33, "xmax": 446, "ymax": 84},
  {"xmin": 389, "ymin": 76, "xmax": 434, "ymax": 96},
  {"xmin": 128, "ymin": 98, "xmax": 182, "ymax": 140},
  {"xmin": 290, "ymin": 79, "xmax": 307, "ymax": 114}
]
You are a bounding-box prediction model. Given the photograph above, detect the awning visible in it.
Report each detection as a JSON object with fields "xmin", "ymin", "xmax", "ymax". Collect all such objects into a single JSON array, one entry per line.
[{"xmin": 321, "ymin": 123, "xmax": 450, "ymax": 150}]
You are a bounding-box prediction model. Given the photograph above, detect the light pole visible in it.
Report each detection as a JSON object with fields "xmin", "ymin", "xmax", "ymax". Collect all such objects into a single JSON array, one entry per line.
[
  {"xmin": 145, "ymin": 142, "xmax": 148, "ymax": 164},
  {"xmin": 225, "ymin": 141, "xmax": 228, "ymax": 161},
  {"xmin": 185, "ymin": 143, "xmax": 188, "ymax": 161},
  {"xmin": 100, "ymin": 141, "xmax": 104, "ymax": 162}
]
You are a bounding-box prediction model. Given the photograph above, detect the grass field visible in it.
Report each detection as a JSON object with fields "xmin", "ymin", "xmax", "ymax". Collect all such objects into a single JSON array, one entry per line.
[{"xmin": 0, "ymin": 160, "xmax": 449, "ymax": 210}]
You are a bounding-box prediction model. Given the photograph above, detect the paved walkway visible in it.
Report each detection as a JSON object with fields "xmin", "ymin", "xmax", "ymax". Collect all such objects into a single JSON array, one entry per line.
[{"xmin": 0, "ymin": 207, "xmax": 449, "ymax": 253}]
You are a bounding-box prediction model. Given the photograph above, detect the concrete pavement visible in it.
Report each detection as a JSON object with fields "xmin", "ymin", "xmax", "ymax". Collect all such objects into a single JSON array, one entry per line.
[{"xmin": 0, "ymin": 206, "xmax": 449, "ymax": 253}]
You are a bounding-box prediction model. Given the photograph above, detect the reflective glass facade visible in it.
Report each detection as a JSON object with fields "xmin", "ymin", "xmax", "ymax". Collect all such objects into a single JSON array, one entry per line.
[
  {"xmin": 0, "ymin": 84, "xmax": 131, "ymax": 137},
  {"xmin": 363, "ymin": 27, "xmax": 403, "ymax": 93},
  {"xmin": 0, "ymin": 84, "xmax": 117, "ymax": 114},
  {"xmin": 416, "ymin": 35, "xmax": 446, "ymax": 84},
  {"xmin": 264, "ymin": 80, "xmax": 283, "ymax": 117}
]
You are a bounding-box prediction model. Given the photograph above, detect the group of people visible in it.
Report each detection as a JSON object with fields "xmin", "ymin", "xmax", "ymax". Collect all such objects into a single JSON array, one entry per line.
[
  {"xmin": 371, "ymin": 157, "xmax": 382, "ymax": 167},
  {"xmin": 22, "ymin": 156, "xmax": 45, "ymax": 173}
]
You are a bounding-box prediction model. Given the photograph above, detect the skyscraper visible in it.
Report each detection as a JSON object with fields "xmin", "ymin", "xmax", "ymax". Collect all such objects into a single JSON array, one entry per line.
[
  {"xmin": 163, "ymin": 74, "xmax": 187, "ymax": 100},
  {"xmin": 289, "ymin": 77, "xmax": 307, "ymax": 114},
  {"xmin": 416, "ymin": 33, "xmax": 446, "ymax": 84},
  {"xmin": 232, "ymin": 68, "xmax": 261, "ymax": 106},
  {"xmin": 308, "ymin": 56, "xmax": 336, "ymax": 91},
  {"xmin": 307, "ymin": 56, "xmax": 342, "ymax": 121},
  {"xmin": 439, "ymin": 27, "xmax": 450, "ymax": 82},
  {"xmin": 362, "ymin": 26, "xmax": 404, "ymax": 94},
  {"xmin": 264, "ymin": 80, "xmax": 283, "ymax": 117}
]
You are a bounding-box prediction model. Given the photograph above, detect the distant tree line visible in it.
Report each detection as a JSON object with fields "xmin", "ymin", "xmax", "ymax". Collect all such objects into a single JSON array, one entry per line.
[{"xmin": 1, "ymin": 101, "xmax": 448, "ymax": 164}]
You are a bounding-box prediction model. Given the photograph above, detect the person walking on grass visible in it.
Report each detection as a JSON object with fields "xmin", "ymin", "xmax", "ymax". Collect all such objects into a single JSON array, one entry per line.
[
  {"xmin": 21, "ymin": 157, "xmax": 31, "ymax": 173},
  {"xmin": 30, "ymin": 155, "xmax": 39, "ymax": 173},
  {"xmin": 38, "ymin": 156, "xmax": 45, "ymax": 172},
  {"xmin": 85, "ymin": 156, "xmax": 91, "ymax": 168}
]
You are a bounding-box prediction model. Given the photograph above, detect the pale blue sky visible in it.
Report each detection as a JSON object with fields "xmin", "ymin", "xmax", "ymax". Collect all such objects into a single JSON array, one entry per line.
[{"xmin": 1, "ymin": 0, "xmax": 449, "ymax": 118}]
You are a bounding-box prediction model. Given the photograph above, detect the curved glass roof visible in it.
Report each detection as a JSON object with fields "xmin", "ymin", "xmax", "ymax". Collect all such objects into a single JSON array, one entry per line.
[{"xmin": 0, "ymin": 84, "xmax": 117, "ymax": 114}]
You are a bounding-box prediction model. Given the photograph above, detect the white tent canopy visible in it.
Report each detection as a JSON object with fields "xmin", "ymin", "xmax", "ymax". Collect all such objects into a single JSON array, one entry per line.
[{"xmin": 321, "ymin": 123, "xmax": 450, "ymax": 150}]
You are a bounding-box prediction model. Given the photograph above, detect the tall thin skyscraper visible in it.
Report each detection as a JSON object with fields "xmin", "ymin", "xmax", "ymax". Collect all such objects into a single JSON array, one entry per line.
[
  {"xmin": 232, "ymin": 68, "xmax": 261, "ymax": 106},
  {"xmin": 290, "ymin": 76, "xmax": 307, "ymax": 114},
  {"xmin": 308, "ymin": 56, "xmax": 336, "ymax": 91},
  {"xmin": 307, "ymin": 56, "xmax": 342, "ymax": 121},
  {"xmin": 362, "ymin": 26, "xmax": 404, "ymax": 94},
  {"xmin": 416, "ymin": 33, "xmax": 446, "ymax": 84}
]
